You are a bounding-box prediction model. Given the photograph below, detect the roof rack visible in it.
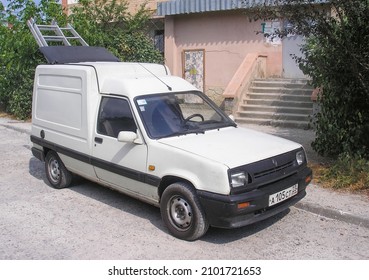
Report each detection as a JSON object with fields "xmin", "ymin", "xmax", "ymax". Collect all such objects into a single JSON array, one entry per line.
[
  {"xmin": 27, "ymin": 18, "xmax": 120, "ymax": 64},
  {"xmin": 27, "ymin": 17, "xmax": 88, "ymax": 47}
]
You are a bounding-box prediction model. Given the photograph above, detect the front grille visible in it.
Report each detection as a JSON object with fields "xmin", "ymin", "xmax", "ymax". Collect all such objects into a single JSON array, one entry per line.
[
  {"xmin": 254, "ymin": 160, "xmax": 295, "ymax": 179},
  {"xmin": 230, "ymin": 149, "xmax": 303, "ymax": 194}
]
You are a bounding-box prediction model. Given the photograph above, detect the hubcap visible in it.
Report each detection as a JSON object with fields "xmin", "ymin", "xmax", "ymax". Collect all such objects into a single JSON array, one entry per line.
[
  {"xmin": 169, "ymin": 196, "xmax": 192, "ymax": 230},
  {"xmin": 49, "ymin": 158, "xmax": 60, "ymax": 183}
]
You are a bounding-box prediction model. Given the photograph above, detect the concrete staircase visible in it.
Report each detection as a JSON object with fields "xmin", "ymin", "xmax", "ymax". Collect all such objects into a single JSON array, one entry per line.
[{"xmin": 235, "ymin": 78, "xmax": 314, "ymax": 129}]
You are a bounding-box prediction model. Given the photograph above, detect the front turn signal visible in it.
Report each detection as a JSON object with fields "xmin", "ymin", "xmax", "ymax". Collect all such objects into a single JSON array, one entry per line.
[
  {"xmin": 237, "ymin": 202, "xmax": 250, "ymax": 209},
  {"xmin": 305, "ymin": 175, "xmax": 312, "ymax": 184}
]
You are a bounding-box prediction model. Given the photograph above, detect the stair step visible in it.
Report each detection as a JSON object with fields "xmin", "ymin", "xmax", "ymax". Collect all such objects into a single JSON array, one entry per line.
[
  {"xmin": 252, "ymin": 79, "xmax": 312, "ymax": 89},
  {"xmin": 253, "ymin": 78, "xmax": 311, "ymax": 82},
  {"xmin": 235, "ymin": 117, "xmax": 312, "ymax": 129},
  {"xmin": 247, "ymin": 93, "xmax": 312, "ymax": 102},
  {"xmin": 237, "ymin": 111, "xmax": 311, "ymax": 122},
  {"xmin": 249, "ymin": 86, "xmax": 313, "ymax": 95},
  {"xmin": 240, "ymin": 104, "xmax": 313, "ymax": 115},
  {"xmin": 244, "ymin": 99, "xmax": 313, "ymax": 108}
]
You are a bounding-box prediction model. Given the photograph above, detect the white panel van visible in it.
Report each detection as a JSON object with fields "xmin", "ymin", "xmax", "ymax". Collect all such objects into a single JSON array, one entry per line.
[{"xmin": 31, "ymin": 60, "xmax": 312, "ymax": 241}]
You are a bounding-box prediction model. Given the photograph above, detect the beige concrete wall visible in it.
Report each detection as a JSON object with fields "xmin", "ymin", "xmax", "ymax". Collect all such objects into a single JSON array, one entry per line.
[
  {"xmin": 126, "ymin": 0, "xmax": 160, "ymax": 14},
  {"xmin": 164, "ymin": 11, "xmax": 283, "ymax": 101},
  {"xmin": 65, "ymin": 0, "xmax": 161, "ymax": 14}
]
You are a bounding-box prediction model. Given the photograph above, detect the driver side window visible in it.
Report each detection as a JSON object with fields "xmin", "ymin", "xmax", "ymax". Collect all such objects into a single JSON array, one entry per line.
[{"xmin": 97, "ymin": 97, "xmax": 137, "ymax": 138}]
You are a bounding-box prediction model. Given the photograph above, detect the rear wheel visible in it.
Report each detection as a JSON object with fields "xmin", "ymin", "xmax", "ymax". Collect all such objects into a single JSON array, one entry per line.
[
  {"xmin": 160, "ymin": 182, "xmax": 209, "ymax": 241},
  {"xmin": 45, "ymin": 151, "xmax": 72, "ymax": 189}
]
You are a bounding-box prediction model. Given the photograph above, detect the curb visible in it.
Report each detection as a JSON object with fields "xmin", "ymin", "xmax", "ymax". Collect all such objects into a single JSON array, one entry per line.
[
  {"xmin": 294, "ymin": 201, "xmax": 369, "ymax": 229},
  {"xmin": 0, "ymin": 123, "xmax": 31, "ymax": 135}
]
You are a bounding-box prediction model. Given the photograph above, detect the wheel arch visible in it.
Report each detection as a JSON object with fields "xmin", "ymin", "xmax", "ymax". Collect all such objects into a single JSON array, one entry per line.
[
  {"xmin": 43, "ymin": 147, "xmax": 51, "ymax": 157},
  {"xmin": 158, "ymin": 175, "xmax": 195, "ymax": 200}
]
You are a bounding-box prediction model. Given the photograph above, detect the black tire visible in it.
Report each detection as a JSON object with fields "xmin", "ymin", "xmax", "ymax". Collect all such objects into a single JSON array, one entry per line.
[
  {"xmin": 45, "ymin": 151, "xmax": 72, "ymax": 189},
  {"xmin": 160, "ymin": 182, "xmax": 209, "ymax": 241}
]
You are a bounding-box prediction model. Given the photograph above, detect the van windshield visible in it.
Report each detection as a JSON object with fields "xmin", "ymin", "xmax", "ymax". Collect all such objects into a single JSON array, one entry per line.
[{"xmin": 135, "ymin": 91, "xmax": 236, "ymax": 139}]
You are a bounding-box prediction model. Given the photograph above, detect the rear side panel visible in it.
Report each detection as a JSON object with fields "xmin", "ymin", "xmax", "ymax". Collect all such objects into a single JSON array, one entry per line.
[
  {"xmin": 33, "ymin": 65, "xmax": 90, "ymax": 139},
  {"xmin": 31, "ymin": 65, "xmax": 99, "ymax": 178}
]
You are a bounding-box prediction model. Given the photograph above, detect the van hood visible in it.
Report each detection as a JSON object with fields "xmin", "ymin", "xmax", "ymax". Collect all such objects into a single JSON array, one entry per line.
[{"xmin": 157, "ymin": 127, "xmax": 302, "ymax": 169}]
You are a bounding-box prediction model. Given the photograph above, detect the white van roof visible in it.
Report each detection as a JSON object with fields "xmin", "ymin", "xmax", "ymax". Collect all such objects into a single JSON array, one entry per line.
[
  {"xmin": 83, "ymin": 62, "xmax": 198, "ymax": 98},
  {"xmin": 88, "ymin": 61, "xmax": 170, "ymax": 79},
  {"xmin": 36, "ymin": 62, "xmax": 199, "ymax": 99}
]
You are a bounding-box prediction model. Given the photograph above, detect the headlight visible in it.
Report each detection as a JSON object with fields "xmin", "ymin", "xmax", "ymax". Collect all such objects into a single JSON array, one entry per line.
[
  {"xmin": 231, "ymin": 171, "xmax": 248, "ymax": 188},
  {"xmin": 296, "ymin": 150, "xmax": 306, "ymax": 165}
]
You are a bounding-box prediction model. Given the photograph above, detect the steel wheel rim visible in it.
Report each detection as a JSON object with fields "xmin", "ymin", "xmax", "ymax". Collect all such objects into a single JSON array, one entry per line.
[
  {"xmin": 169, "ymin": 195, "xmax": 192, "ymax": 231},
  {"xmin": 48, "ymin": 157, "xmax": 60, "ymax": 184}
]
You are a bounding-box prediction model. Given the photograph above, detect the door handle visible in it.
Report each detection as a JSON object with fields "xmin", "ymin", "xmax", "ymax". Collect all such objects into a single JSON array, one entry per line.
[{"xmin": 94, "ymin": 137, "xmax": 103, "ymax": 144}]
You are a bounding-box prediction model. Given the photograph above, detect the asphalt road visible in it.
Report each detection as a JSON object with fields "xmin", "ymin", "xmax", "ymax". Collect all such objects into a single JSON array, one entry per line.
[{"xmin": 0, "ymin": 126, "xmax": 369, "ymax": 260}]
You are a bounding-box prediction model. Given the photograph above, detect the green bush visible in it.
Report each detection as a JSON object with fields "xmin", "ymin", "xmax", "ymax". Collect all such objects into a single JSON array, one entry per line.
[
  {"xmin": 302, "ymin": 2, "xmax": 369, "ymax": 159},
  {"xmin": 0, "ymin": 0, "xmax": 163, "ymax": 119},
  {"xmin": 249, "ymin": 0, "xmax": 369, "ymax": 159},
  {"xmin": 0, "ymin": 0, "xmax": 46, "ymax": 119}
]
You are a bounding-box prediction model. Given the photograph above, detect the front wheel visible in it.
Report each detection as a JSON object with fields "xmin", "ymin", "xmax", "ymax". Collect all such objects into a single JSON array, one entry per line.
[
  {"xmin": 160, "ymin": 182, "xmax": 209, "ymax": 241},
  {"xmin": 45, "ymin": 151, "xmax": 72, "ymax": 189}
]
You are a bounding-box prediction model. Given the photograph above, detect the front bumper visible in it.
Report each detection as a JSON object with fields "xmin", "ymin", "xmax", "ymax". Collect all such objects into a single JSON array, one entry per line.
[{"xmin": 197, "ymin": 166, "xmax": 312, "ymax": 229}]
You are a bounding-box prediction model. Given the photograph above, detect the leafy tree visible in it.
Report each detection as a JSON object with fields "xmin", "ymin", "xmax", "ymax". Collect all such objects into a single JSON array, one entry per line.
[
  {"xmin": 247, "ymin": 0, "xmax": 369, "ymax": 159},
  {"xmin": 0, "ymin": 0, "xmax": 64, "ymax": 119},
  {"xmin": 69, "ymin": 0, "xmax": 163, "ymax": 62},
  {"xmin": 1, "ymin": 2, "xmax": 5, "ymax": 20},
  {"xmin": 0, "ymin": 0, "xmax": 163, "ymax": 119}
]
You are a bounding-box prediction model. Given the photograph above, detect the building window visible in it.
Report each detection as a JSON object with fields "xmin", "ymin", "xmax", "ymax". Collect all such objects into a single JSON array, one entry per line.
[{"xmin": 154, "ymin": 30, "xmax": 164, "ymax": 55}]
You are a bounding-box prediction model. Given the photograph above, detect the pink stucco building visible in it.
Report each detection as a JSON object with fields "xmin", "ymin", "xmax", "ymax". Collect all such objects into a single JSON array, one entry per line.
[{"xmin": 157, "ymin": 0, "xmax": 306, "ymax": 106}]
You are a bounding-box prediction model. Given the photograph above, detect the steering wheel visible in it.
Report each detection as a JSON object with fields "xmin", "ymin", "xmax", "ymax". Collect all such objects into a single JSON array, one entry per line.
[{"xmin": 184, "ymin": 113, "xmax": 205, "ymax": 123}]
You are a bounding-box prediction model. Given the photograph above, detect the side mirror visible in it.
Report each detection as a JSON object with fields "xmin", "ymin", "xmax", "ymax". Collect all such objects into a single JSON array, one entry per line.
[{"xmin": 117, "ymin": 131, "xmax": 138, "ymax": 143}]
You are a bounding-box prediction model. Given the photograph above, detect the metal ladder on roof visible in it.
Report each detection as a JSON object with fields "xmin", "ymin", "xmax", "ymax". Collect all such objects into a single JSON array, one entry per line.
[{"xmin": 27, "ymin": 17, "xmax": 88, "ymax": 47}]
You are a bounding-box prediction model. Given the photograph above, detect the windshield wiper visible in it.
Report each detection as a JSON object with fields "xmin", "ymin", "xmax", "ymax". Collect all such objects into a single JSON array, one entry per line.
[
  {"xmin": 188, "ymin": 128, "xmax": 205, "ymax": 135},
  {"xmin": 158, "ymin": 131, "xmax": 188, "ymax": 139},
  {"xmin": 158, "ymin": 128, "xmax": 205, "ymax": 139}
]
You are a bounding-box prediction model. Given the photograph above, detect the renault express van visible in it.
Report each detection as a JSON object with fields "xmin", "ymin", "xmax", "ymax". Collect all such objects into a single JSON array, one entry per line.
[
  {"xmin": 27, "ymin": 17, "xmax": 312, "ymax": 240},
  {"xmin": 30, "ymin": 57, "xmax": 312, "ymax": 240}
]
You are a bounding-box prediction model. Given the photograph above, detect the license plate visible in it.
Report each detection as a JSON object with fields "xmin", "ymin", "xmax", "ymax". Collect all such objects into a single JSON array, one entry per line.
[{"xmin": 268, "ymin": 184, "xmax": 298, "ymax": 207}]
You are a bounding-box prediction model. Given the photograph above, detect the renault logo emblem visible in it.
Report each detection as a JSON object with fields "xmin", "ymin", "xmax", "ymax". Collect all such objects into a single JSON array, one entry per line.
[{"xmin": 272, "ymin": 159, "xmax": 278, "ymax": 167}]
